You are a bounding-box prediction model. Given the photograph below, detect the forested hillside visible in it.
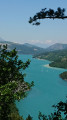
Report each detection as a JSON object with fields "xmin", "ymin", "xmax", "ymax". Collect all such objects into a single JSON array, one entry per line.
[
  {"xmin": 34, "ymin": 50, "xmax": 67, "ymax": 80},
  {"xmin": 34, "ymin": 50, "xmax": 67, "ymax": 69}
]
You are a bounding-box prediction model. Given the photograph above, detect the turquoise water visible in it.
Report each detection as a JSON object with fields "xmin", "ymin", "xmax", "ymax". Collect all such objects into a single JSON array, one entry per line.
[{"xmin": 16, "ymin": 55, "xmax": 67, "ymax": 120}]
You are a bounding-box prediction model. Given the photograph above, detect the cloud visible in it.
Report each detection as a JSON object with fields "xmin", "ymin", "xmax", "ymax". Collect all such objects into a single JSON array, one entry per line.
[
  {"xmin": 45, "ymin": 40, "xmax": 53, "ymax": 44},
  {"xmin": 27, "ymin": 39, "xmax": 55, "ymax": 45}
]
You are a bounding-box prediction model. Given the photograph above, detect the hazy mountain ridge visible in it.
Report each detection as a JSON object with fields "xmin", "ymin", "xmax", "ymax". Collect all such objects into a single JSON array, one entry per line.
[
  {"xmin": 0, "ymin": 38, "xmax": 67, "ymax": 54},
  {"xmin": 0, "ymin": 38, "xmax": 45, "ymax": 54},
  {"xmin": 46, "ymin": 43, "xmax": 67, "ymax": 51}
]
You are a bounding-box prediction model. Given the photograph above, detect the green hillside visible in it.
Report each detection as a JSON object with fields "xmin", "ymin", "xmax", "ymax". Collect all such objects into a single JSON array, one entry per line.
[
  {"xmin": 34, "ymin": 50, "xmax": 67, "ymax": 69},
  {"xmin": 34, "ymin": 50, "xmax": 67, "ymax": 80}
]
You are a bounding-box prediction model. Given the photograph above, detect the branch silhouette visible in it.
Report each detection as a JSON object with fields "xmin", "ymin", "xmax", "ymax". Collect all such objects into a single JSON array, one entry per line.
[{"xmin": 29, "ymin": 7, "xmax": 67, "ymax": 25}]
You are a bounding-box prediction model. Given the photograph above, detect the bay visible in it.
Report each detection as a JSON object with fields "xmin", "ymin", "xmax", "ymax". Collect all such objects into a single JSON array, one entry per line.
[{"xmin": 16, "ymin": 55, "xmax": 67, "ymax": 120}]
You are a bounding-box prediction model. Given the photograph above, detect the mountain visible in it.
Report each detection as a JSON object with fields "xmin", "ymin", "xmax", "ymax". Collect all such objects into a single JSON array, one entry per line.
[
  {"xmin": 0, "ymin": 38, "xmax": 45, "ymax": 55},
  {"xmin": 46, "ymin": 43, "xmax": 67, "ymax": 51},
  {"xmin": 0, "ymin": 37, "xmax": 67, "ymax": 54}
]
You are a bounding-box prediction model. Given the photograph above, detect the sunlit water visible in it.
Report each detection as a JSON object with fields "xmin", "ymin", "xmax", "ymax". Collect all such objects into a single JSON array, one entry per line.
[{"xmin": 16, "ymin": 55, "xmax": 67, "ymax": 120}]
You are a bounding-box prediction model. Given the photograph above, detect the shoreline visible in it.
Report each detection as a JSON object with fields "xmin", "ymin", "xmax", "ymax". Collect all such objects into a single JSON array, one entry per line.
[
  {"xmin": 44, "ymin": 64, "xmax": 51, "ymax": 68},
  {"xmin": 36, "ymin": 57, "xmax": 46, "ymax": 61},
  {"xmin": 36, "ymin": 57, "xmax": 66, "ymax": 70},
  {"xmin": 43, "ymin": 64, "xmax": 66, "ymax": 70},
  {"xmin": 43, "ymin": 64, "xmax": 57, "ymax": 69}
]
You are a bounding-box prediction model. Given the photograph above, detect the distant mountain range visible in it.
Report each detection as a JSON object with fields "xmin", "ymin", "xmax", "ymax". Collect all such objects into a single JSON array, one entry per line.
[
  {"xmin": 0, "ymin": 37, "xmax": 67, "ymax": 54},
  {"xmin": 0, "ymin": 38, "xmax": 45, "ymax": 54}
]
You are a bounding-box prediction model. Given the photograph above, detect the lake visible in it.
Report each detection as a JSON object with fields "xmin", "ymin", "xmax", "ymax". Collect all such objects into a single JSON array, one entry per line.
[{"xmin": 16, "ymin": 55, "xmax": 67, "ymax": 120}]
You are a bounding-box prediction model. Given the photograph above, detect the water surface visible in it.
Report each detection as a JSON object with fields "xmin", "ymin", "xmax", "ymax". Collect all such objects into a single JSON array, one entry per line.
[{"xmin": 16, "ymin": 55, "xmax": 67, "ymax": 119}]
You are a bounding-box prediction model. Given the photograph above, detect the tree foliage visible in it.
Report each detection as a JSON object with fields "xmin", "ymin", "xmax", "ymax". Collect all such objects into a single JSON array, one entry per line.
[
  {"xmin": 26, "ymin": 115, "xmax": 33, "ymax": 120},
  {"xmin": 60, "ymin": 71, "xmax": 67, "ymax": 80},
  {"xmin": 0, "ymin": 44, "xmax": 30, "ymax": 85},
  {"xmin": 1, "ymin": 45, "xmax": 67, "ymax": 120},
  {"xmin": 38, "ymin": 100, "xmax": 67, "ymax": 120},
  {"xmin": 0, "ymin": 44, "xmax": 33, "ymax": 120},
  {"xmin": 26, "ymin": 100, "xmax": 67, "ymax": 120},
  {"xmin": 29, "ymin": 7, "xmax": 67, "ymax": 25},
  {"xmin": 0, "ymin": 5, "xmax": 67, "ymax": 119}
]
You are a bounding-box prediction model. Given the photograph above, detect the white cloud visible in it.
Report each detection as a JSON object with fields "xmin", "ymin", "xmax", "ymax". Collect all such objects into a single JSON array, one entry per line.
[
  {"xmin": 45, "ymin": 40, "xmax": 53, "ymax": 44},
  {"xmin": 26, "ymin": 39, "xmax": 55, "ymax": 45}
]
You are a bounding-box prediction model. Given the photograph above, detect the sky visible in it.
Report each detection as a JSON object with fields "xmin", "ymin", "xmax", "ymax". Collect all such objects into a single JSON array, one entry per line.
[{"xmin": 0, "ymin": 0, "xmax": 67, "ymax": 48}]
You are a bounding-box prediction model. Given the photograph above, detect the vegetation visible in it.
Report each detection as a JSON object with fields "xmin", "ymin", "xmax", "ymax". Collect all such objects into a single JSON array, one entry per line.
[
  {"xmin": 22, "ymin": 100, "xmax": 67, "ymax": 120},
  {"xmin": 0, "ymin": 2, "xmax": 67, "ymax": 120},
  {"xmin": 1, "ymin": 45, "xmax": 67, "ymax": 120},
  {"xmin": 34, "ymin": 50, "xmax": 67, "ymax": 80},
  {"xmin": 60, "ymin": 72, "xmax": 67, "ymax": 80},
  {"xmin": 34, "ymin": 50, "xmax": 67, "ymax": 69},
  {"xmin": 0, "ymin": 44, "xmax": 34, "ymax": 120},
  {"xmin": 0, "ymin": 44, "xmax": 64, "ymax": 120},
  {"xmin": 29, "ymin": 7, "xmax": 67, "ymax": 25}
]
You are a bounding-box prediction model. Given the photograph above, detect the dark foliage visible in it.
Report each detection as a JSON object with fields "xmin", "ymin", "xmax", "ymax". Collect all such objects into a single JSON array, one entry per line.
[
  {"xmin": 29, "ymin": 7, "xmax": 67, "ymax": 25},
  {"xmin": 60, "ymin": 72, "xmax": 67, "ymax": 80},
  {"xmin": 0, "ymin": 45, "xmax": 33, "ymax": 120}
]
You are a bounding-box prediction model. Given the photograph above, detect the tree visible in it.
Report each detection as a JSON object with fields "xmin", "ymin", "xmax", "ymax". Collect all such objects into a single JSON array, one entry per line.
[
  {"xmin": 0, "ymin": 44, "xmax": 30, "ymax": 85},
  {"xmin": 29, "ymin": 7, "xmax": 67, "ymax": 25},
  {"xmin": 37, "ymin": 100, "xmax": 67, "ymax": 120},
  {"xmin": 0, "ymin": 44, "xmax": 33, "ymax": 120},
  {"xmin": 26, "ymin": 115, "xmax": 33, "ymax": 120}
]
